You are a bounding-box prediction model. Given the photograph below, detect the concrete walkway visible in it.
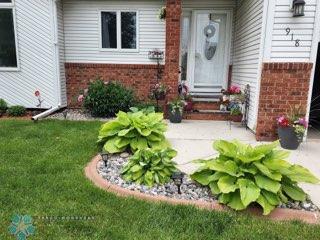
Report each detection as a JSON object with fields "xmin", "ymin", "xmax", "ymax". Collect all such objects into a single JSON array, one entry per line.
[{"xmin": 165, "ymin": 120, "xmax": 320, "ymax": 208}]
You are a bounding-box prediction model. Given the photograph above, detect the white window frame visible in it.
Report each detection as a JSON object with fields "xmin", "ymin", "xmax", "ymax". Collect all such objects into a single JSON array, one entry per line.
[
  {"xmin": 0, "ymin": 0, "xmax": 19, "ymax": 71},
  {"xmin": 99, "ymin": 10, "xmax": 139, "ymax": 52}
]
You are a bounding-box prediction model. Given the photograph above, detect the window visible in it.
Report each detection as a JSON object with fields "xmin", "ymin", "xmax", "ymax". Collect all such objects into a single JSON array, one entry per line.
[
  {"xmin": 101, "ymin": 11, "xmax": 137, "ymax": 50},
  {"xmin": 0, "ymin": 0, "xmax": 18, "ymax": 69}
]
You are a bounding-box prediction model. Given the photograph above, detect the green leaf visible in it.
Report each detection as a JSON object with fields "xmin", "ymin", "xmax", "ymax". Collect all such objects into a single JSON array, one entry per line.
[
  {"xmin": 131, "ymin": 165, "xmax": 142, "ymax": 173},
  {"xmin": 283, "ymin": 165, "xmax": 320, "ymax": 184},
  {"xmin": 219, "ymin": 193, "xmax": 231, "ymax": 204},
  {"xmin": 217, "ymin": 175, "xmax": 238, "ymax": 194},
  {"xmin": 103, "ymin": 137, "xmax": 124, "ymax": 153},
  {"xmin": 191, "ymin": 170, "xmax": 214, "ymax": 186},
  {"xmin": 261, "ymin": 190, "xmax": 280, "ymax": 206},
  {"xmin": 209, "ymin": 181, "xmax": 221, "ymax": 195},
  {"xmin": 254, "ymin": 175, "xmax": 281, "ymax": 194},
  {"xmin": 263, "ymin": 158, "xmax": 292, "ymax": 171},
  {"xmin": 253, "ymin": 141, "xmax": 279, "ymax": 155},
  {"xmin": 237, "ymin": 179, "xmax": 260, "ymax": 207},
  {"xmin": 207, "ymin": 159, "xmax": 243, "ymax": 177},
  {"xmin": 256, "ymin": 194, "xmax": 276, "ymax": 215},
  {"xmin": 213, "ymin": 140, "xmax": 237, "ymax": 158},
  {"xmin": 253, "ymin": 162, "xmax": 282, "ymax": 181},
  {"xmin": 227, "ymin": 191, "xmax": 246, "ymax": 211},
  {"xmin": 282, "ymin": 183, "xmax": 306, "ymax": 201}
]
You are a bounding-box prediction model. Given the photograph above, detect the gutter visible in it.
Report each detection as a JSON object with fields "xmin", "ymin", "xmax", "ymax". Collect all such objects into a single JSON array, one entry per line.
[
  {"xmin": 31, "ymin": 0, "xmax": 65, "ymax": 122},
  {"xmin": 31, "ymin": 106, "xmax": 62, "ymax": 121}
]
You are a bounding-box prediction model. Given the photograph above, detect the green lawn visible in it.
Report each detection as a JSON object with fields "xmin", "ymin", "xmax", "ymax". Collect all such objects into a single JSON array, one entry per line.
[{"xmin": 0, "ymin": 119, "xmax": 320, "ymax": 240}]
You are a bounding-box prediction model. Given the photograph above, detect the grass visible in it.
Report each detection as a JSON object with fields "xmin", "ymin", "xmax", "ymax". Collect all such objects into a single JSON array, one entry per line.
[{"xmin": 0, "ymin": 119, "xmax": 320, "ymax": 240}]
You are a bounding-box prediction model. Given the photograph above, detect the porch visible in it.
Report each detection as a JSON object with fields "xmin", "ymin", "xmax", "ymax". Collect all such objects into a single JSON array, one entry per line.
[{"xmin": 165, "ymin": 120, "xmax": 320, "ymax": 208}]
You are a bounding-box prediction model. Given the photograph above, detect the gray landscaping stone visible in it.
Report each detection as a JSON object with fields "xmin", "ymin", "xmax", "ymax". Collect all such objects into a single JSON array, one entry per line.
[{"xmin": 96, "ymin": 153, "xmax": 319, "ymax": 212}]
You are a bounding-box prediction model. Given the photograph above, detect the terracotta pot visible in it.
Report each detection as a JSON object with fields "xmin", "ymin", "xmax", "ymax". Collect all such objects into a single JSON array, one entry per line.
[
  {"xmin": 184, "ymin": 101, "xmax": 193, "ymax": 112},
  {"xmin": 278, "ymin": 126, "xmax": 301, "ymax": 150}
]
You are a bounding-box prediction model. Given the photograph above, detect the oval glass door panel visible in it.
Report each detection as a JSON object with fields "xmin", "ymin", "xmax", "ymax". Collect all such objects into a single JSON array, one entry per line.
[{"xmin": 193, "ymin": 13, "xmax": 227, "ymax": 92}]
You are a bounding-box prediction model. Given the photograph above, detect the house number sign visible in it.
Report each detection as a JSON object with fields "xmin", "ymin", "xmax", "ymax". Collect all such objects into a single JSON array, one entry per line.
[{"xmin": 285, "ymin": 27, "xmax": 300, "ymax": 47}]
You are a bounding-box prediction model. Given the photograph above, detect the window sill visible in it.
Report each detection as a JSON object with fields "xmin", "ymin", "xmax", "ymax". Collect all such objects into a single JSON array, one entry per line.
[
  {"xmin": 0, "ymin": 67, "xmax": 20, "ymax": 72},
  {"xmin": 99, "ymin": 48, "xmax": 140, "ymax": 53}
]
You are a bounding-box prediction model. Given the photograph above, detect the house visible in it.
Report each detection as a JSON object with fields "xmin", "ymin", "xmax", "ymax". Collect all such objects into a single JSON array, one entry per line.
[{"xmin": 0, "ymin": 0, "xmax": 319, "ymax": 140}]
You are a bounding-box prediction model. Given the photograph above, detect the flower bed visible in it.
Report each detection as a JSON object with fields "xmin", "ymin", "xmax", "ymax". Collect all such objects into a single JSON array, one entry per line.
[{"xmin": 96, "ymin": 153, "xmax": 319, "ymax": 212}]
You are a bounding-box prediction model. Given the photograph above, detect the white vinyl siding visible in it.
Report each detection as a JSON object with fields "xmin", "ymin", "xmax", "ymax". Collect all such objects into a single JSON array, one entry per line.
[
  {"xmin": 57, "ymin": 0, "xmax": 67, "ymax": 106},
  {"xmin": 269, "ymin": 0, "xmax": 317, "ymax": 61},
  {"xmin": 63, "ymin": 0, "xmax": 165, "ymax": 64},
  {"xmin": 0, "ymin": 0, "xmax": 58, "ymax": 108},
  {"xmin": 231, "ymin": 0, "xmax": 264, "ymax": 130}
]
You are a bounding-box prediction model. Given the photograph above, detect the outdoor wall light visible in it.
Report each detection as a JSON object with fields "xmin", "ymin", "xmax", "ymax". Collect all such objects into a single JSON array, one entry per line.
[
  {"xmin": 172, "ymin": 172, "xmax": 184, "ymax": 194},
  {"xmin": 292, "ymin": 0, "xmax": 306, "ymax": 17},
  {"xmin": 100, "ymin": 152, "xmax": 109, "ymax": 167}
]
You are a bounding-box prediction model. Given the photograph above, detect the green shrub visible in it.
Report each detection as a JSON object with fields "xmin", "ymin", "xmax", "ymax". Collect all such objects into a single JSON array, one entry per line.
[
  {"xmin": 0, "ymin": 98, "xmax": 8, "ymax": 114},
  {"xmin": 7, "ymin": 105, "xmax": 26, "ymax": 117},
  {"xmin": 84, "ymin": 79, "xmax": 135, "ymax": 117},
  {"xmin": 121, "ymin": 148, "xmax": 177, "ymax": 186},
  {"xmin": 98, "ymin": 108, "xmax": 170, "ymax": 153},
  {"xmin": 191, "ymin": 140, "xmax": 319, "ymax": 215}
]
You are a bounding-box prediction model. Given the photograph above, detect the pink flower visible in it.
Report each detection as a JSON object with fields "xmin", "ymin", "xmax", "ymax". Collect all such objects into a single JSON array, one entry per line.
[
  {"xmin": 298, "ymin": 117, "xmax": 308, "ymax": 128},
  {"xmin": 78, "ymin": 94, "xmax": 84, "ymax": 103},
  {"xmin": 229, "ymin": 85, "xmax": 241, "ymax": 94},
  {"xmin": 35, "ymin": 90, "xmax": 40, "ymax": 97},
  {"xmin": 277, "ymin": 116, "xmax": 290, "ymax": 127}
]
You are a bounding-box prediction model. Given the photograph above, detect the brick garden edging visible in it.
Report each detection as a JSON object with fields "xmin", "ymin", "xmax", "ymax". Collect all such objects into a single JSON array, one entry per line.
[{"xmin": 85, "ymin": 155, "xmax": 320, "ymax": 224}]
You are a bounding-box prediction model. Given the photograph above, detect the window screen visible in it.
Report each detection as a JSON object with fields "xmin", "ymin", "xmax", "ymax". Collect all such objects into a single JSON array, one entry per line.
[
  {"xmin": 101, "ymin": 11, "xmax": 117, "ymax": 49},
  {"xmin": 121, "ymin": 12, "xmax": 136, "ymax": 49},
  {"xmin": 0, "ymin": 8, "xmax": 17, "ymax": 67}
]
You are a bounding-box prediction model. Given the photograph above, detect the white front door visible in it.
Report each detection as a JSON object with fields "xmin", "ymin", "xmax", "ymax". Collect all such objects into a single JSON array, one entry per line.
[{"xmin": 187, "ymin": 10, "xmax": 232, "ymax": 94}]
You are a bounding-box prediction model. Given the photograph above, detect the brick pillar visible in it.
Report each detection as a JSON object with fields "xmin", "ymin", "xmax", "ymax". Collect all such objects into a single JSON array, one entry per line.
[
  {"xmin": 256, "ymin": 62, "xmax": 313, "ymax": 141},
  {"xmin": 164, "ymin": 0, "xmax": 181, "ymax": 100}
]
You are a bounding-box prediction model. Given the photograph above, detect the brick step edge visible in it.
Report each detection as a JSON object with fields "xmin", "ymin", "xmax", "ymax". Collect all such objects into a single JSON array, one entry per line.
[
  {"xmin": 192, "ymin": 101, "xmax": 221, "ymax": 111},
  {"xmin": 85, "ymin": 155, "xmax": 320, "ymax": 225}
]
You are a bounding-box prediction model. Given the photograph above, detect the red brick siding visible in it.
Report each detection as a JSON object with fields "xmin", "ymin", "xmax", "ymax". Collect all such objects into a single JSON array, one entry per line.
[
  {"xmin": 65, "ymin": 63, "xmax": 163, "ymax": 107},
  {"xmin": 256, "ymin": 62, "xmax": 313, "ymax": 141},
  {"xmin": 164, "ymin": 0, "xmax": 181, "ymax": 100}
]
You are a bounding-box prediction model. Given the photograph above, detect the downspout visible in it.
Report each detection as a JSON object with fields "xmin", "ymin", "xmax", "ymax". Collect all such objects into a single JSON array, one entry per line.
[{"xmin": 32, "ymin": 0, "xmax": 62, "ymax": 121}]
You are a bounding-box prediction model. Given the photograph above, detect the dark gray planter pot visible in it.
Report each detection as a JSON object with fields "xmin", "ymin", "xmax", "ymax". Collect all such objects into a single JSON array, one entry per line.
[
  {"xmin": 169, "ymin": 109, "xmax": 183, "ymax": 123},
  {"xmin": 277, "ymin": 126, "xmax": 301, "ymax": 150}
]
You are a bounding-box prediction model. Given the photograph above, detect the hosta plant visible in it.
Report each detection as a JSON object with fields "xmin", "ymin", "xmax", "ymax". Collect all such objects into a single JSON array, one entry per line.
[
  {"xmin": 121, "ymin": 148, "xmax": 178, "ymax": 186},
  {"xmin": 98, "ymin": 108, "xmax": 170, "ymax": 153},
  {"xmin": 191, "ymin": 140, "xmax": 319, "ymax": 215}
]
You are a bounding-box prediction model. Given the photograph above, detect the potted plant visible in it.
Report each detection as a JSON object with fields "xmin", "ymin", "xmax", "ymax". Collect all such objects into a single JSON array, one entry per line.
[
  {"xmin": 168, "ymin": 98, "xmax": 186, "ymax": 123},
  {"xmin": 230, "ymin": 105, "xmax": 243, "ymax": 122},
  {"xmin": 152, "ymin": 83, "xmax": 170, "ymax": 101},
  {"xmin": 277, "ymin": 114, "xmax": 308, "ymax": 150}
]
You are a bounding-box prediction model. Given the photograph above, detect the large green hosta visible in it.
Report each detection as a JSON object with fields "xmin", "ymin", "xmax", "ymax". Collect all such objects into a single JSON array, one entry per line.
[
  {"xmin": 191, "ymin": 140, "xmax": 319, "ymax": 215},
  {"xmin": 98, "ymin": 108, "xmax": 170, "ymax": 153}
]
